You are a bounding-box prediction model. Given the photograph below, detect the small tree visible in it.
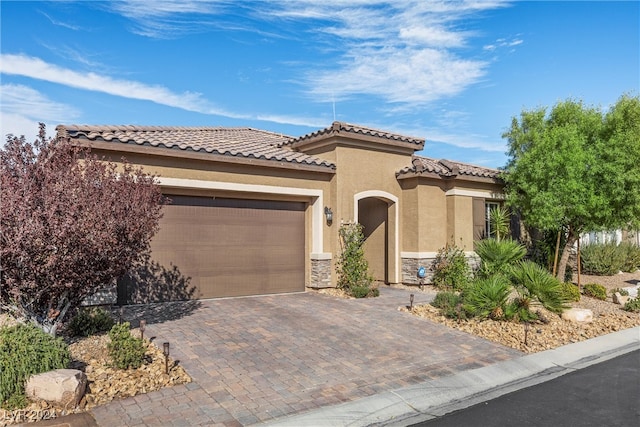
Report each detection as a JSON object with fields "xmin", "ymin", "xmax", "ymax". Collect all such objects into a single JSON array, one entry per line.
[
  {"xmin": 1, "ymin": 124, "xmax": 165, "ymax": 335},
  {"xmin": 336, "ymin": 222, "xmax": 375, "ymax": 297},
  {"xmin": 502, "ymin": 95, "xmax": 640, "ymax": 281}
]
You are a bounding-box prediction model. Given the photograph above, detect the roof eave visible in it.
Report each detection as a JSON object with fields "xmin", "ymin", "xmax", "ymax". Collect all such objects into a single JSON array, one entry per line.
[
  {"xmin": 67, "ymin": 137, "xmax": 336, "ymax": 174},
  {"xmin": 396, "ymin": 171, "xmax": 502, "ymax": 184}
]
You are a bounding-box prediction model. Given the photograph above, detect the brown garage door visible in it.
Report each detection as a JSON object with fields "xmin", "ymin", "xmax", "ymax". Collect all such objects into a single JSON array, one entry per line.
[{"xmin": 127, "ymin": 195, "xmax": 306, "ymax": 301}]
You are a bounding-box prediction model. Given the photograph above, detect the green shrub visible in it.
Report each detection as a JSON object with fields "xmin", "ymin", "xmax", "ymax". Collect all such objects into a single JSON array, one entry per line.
[
  {"xmin": 68, "ymin": 307, "xmax": 115, "ymax": 337},
  {"xmin": 560, "ymin": 282, "xmax": 581, "ymax": 302},
  {"xmin": 1, "ymin": 392, "xmax": 29, "ymax": 410},
  {"xmin": 0, "ymin": 324, "xmax": 70, "ymax": 407},
  {"xmin": 431, "ymin": 291, "xmax": 465, "ymax": 319},
  {"xmin": 350, "ymin": 285, "xmax": 379, "ymax": 298},
  {"xmin": 623, "ymin": 298, "xmax": 640, "ymax": 313},
  {"xmin": 580, "ymin": 242, "xmax": 625, "ymax": 275},
  {"xmin": 583, "ymin": 283, "xmax": 607, "ymax": 300},
  {"xmin": 475, "ymin": 238, "xmax": 527, "ymax": 277},
  {"xmin": 462, "ymin": 276, "xmax": 511, "ymax": 320},
  {"xmin": 431, "ymin": 244, "xmax": 472, "ymax": 291},
  {"xmin": 619, "ymin": 242, "xmax": 640, "ymax": 273},
  {"xmin": 107, "ymin": 322, "xmax": 146, "ymax": 370},
  {"xmin": 509, "ymin": 261, "xmax": 569, "ymax": 313},
  {"xmin": 504, "ymin": 297, "xmax": 539, "ymax": 323},
  {"xmin": 610, "ymin": 287, "xmax": 629, "ymax": 296},
  {"xmin": 336, "ymin": 222, "xmax": 376, "ymax": 298}
]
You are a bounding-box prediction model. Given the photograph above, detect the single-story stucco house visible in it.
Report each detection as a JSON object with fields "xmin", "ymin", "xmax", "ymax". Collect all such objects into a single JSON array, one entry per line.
[{"xmin": 56, "ymin": 121, "xmax": 504, "ymax": 304}]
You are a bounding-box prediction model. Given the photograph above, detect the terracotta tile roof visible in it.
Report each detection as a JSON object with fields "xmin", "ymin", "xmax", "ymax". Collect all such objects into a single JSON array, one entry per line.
[
  {"xmin": 283, "ymin": 121, "xmax": 425, "ymax": 148},
  {"xmin": 397, "ymin": 156, "xmax": 502, "ymax": 180},
  {"xmin": 56, "ymin": 125, "xmax": 336, "ymax": 169}
]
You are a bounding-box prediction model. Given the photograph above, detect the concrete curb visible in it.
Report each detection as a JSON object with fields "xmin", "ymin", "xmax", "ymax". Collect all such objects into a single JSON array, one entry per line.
[{"xmin": 260, "ymin": 327, "xmax": 640, "ymax": 427}]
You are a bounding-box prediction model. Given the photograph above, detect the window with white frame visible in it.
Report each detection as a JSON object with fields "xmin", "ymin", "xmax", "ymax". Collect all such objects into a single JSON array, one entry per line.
[{"xmin": 485, "ymin": 202, "xmax": 500, "ymax": 239}]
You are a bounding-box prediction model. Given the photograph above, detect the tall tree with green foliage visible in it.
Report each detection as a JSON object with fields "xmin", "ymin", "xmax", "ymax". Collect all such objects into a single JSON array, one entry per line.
[{"xmin": 502, "ymin": 95, "xmax": 640, "ymax": 281}]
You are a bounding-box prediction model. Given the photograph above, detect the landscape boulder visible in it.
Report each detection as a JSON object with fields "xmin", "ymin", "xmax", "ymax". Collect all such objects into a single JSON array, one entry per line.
[
  {"xmin": 561, "ymin": 308, "xmax": 593, "ymax": 323},
  {"xmin": 25, "ymin": 369, "xmax": 87, "ymax": 408},
  {"xmin": 612, "ymin": 292, "xmax": 630, "ymax": 305}
]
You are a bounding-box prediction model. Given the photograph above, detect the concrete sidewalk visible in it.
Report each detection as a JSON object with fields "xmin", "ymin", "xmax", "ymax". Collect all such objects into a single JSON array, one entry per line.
[{"xmin": 263, "ymin": 326, "xmax": 640, "ymax": 426}]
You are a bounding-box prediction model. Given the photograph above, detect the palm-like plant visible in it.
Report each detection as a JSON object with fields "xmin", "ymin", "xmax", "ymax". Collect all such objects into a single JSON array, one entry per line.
[
  {"xmin": 475, "ymin": 238, "xmax": 527, "ymax": 277},
  {"xmin": 489, "ymin": 205, "xmax": 511, "ymax": 241},
  {"xmin": 462, "ymin": 276, "xmax": 511, "ymax": 320},
  {"xmin": 509, "ymin": 260, "xmax": 569, "ymax": 314}
]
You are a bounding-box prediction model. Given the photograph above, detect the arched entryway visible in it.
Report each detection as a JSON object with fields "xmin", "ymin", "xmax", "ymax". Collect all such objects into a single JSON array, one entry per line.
[{"xmin": 354, "ymin": 191, "xmax": 399, "ymax": 284}]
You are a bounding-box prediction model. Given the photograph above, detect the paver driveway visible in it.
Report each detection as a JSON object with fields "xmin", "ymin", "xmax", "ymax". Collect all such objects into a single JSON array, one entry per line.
[{"xmin": 92, "ymin": 287, "xmax": 522, "ymax": 426}]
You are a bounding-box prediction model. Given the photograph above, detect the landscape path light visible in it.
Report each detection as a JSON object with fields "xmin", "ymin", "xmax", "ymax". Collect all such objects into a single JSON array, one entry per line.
[
  {"xmin": 163, "ymin": 342, "xmax": 170, "ymax": 374},
  {"xmin": 139, "ymin": 319, "xmax": 146, "ymax": 341}
]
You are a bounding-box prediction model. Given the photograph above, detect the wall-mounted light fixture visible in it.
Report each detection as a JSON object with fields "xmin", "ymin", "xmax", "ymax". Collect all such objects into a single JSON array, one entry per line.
[{"xmin": 324, "ymin": 207, "xmax": 333, "ymax": 225}]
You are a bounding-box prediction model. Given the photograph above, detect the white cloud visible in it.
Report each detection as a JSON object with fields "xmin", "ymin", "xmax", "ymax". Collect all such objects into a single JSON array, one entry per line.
[
  {"xmin": 260, "ymin": 1, "xmax": 512, "ymax": 106},
  {"xmin": 105, "ymin": 0, "xmax": 230, "ymax": 38},
  {"xmin": 0, "ymin": 84, "xmax": 80, "ymax": 141},
  {"xmin": 309, "ymin": 47, "xmax": 487, "ymax": 104},
  {"xmin": 484, "ymin": 36, "xmax": 523, "ymax": 51},
  {"xmin": 0, "ymin": 55, "xmax": 324, "ymax": 130},
  {"xmin": 105, "ymin": 1, "xmax": 515, "ymax": 108},
  {"xmin": 0, "ymin": 54, "xmax": 235, "ymax": 117}
]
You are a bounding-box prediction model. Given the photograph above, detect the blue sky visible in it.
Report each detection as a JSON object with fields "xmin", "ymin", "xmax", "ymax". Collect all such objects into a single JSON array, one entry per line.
[{"xmin": 1, "ymin": 1, "xmax": 638, "ymax": 168}]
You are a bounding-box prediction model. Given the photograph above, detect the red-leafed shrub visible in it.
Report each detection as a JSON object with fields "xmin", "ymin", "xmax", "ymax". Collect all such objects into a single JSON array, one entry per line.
[{"xmin": 1, "ymin": 124, "xmax": 165, "ymax": 335}]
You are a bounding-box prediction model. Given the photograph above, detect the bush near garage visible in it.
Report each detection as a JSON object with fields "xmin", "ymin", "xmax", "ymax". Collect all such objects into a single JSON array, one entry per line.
[{"xmin": 0, "ymin": 323, "xmax": 70, "ymax": 409}]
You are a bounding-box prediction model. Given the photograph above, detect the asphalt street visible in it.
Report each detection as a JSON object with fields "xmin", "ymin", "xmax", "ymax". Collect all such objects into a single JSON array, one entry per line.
[{"xmin": 412, "ymin": 349, "xmax": 640, "ymax": 427}]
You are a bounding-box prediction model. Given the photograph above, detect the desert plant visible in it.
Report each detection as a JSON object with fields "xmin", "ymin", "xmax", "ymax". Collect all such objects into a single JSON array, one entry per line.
[
  {"xmin": 431, "ymin": 244, "xmax": 472, "ymax": 291},
  {"xmin": 610, "ymin": 287, "xmax": 629, "ymax": 297},
  {"xmin": 462, "ymin": 276, "xmax": 511, "ymax": 320},
  {"xmin": 1, "ymin": 125, "xmax": 165, "ymax": 336},
  {"xmin": 107, "ymin": 322, "xmax": 146, "ymax": 370},
  {"xmin": 336, "ymin": 222, "xmax": 376, "ymax": 298},
  {"xmin": 0, "ymin": 324, "xmax": 70, "ymax": 407},
  {"xmin": 504, "ymin": 297, "xmax": 539, "ymax": 323},
  {"xmin": 560, "ymin": 282, "xmax": 581, "ymax": 302},
  {"xmin": 475, "ymin": 238, "xmax": 527, "ymax": 277},
  {"xmin": 619, "ymin": 242, "xmax": 640, "ymax": 272},
  {"xmin": 580, "ymin": 242, "xmax": 625, "ymax": 276},
  {"xmin": 350, "ymin": 285, "xmax": 379, "ymax": 298},
  {"xmin": 623, "ymin": 298, "xmax": 640, "ymax": 313},
  {"xmin": 488, "ymin": 205, "xmax": 511, "ymax": 241},
  {"xmin": 431, "ymin": 291, "xmax": 465, "ymax": 319},
  {"xmin": 509, "ymin": 260, "xmax": 569, "ymax": 313},
  {"xmin": 68, "ymin": 307, "xmax": 115, "ymax": 337},
  {"xmin": 583, "ymin": 283, "xmax": 607, "ymax": 300}
]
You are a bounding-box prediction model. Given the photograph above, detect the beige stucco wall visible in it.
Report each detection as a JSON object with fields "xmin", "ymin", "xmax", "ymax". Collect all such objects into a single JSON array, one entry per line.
[
  {"xmin": 446, "ymin": 195, "xmax": 474, "ymax": 250},
  {"xmin": 90, "ymin": 145, "xmax": 335, "ymax": 288},
  {"xmin": 328, "ymin": 146, "xmax": 411, "ymax": 284},
  {"xmin": 88, "ymin": 138, "xmax": 504, "ymax": 289}
]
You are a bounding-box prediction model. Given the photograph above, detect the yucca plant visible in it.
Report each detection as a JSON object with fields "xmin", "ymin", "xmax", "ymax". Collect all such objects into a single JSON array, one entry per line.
[
  {"xmin": 488, "ymin": 205, "xmax": 511, "ymax": 241},
  {"xmin": 509, "ymin": 260, "xmax": 569, "ymax": 314},
  {"xmin": 475, "ymin": 238, "xmax": 527, "ymax": 278},
  {"xmin": 462, "ymin": 276, "xmax": 511, "ymax": 320}
]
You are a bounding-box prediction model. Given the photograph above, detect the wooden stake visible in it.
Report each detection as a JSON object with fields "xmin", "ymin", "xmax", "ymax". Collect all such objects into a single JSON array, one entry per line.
[
  {"xmin": 577, "ymin": 237, "xmax": 582, "ymax": 292},
  {"xmin": 552, "ymin": 230, "xmax": 561, "ymax": 277}
]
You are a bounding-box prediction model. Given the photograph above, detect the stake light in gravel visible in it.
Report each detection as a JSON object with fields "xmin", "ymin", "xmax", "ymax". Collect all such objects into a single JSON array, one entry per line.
[
  {"xmin": 140, "ymin": 319, "xmax": 146, "ymax": 341},
  {"xmin": 163, "ymin": 342, "xmax": 170, "ymax": 374}
]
